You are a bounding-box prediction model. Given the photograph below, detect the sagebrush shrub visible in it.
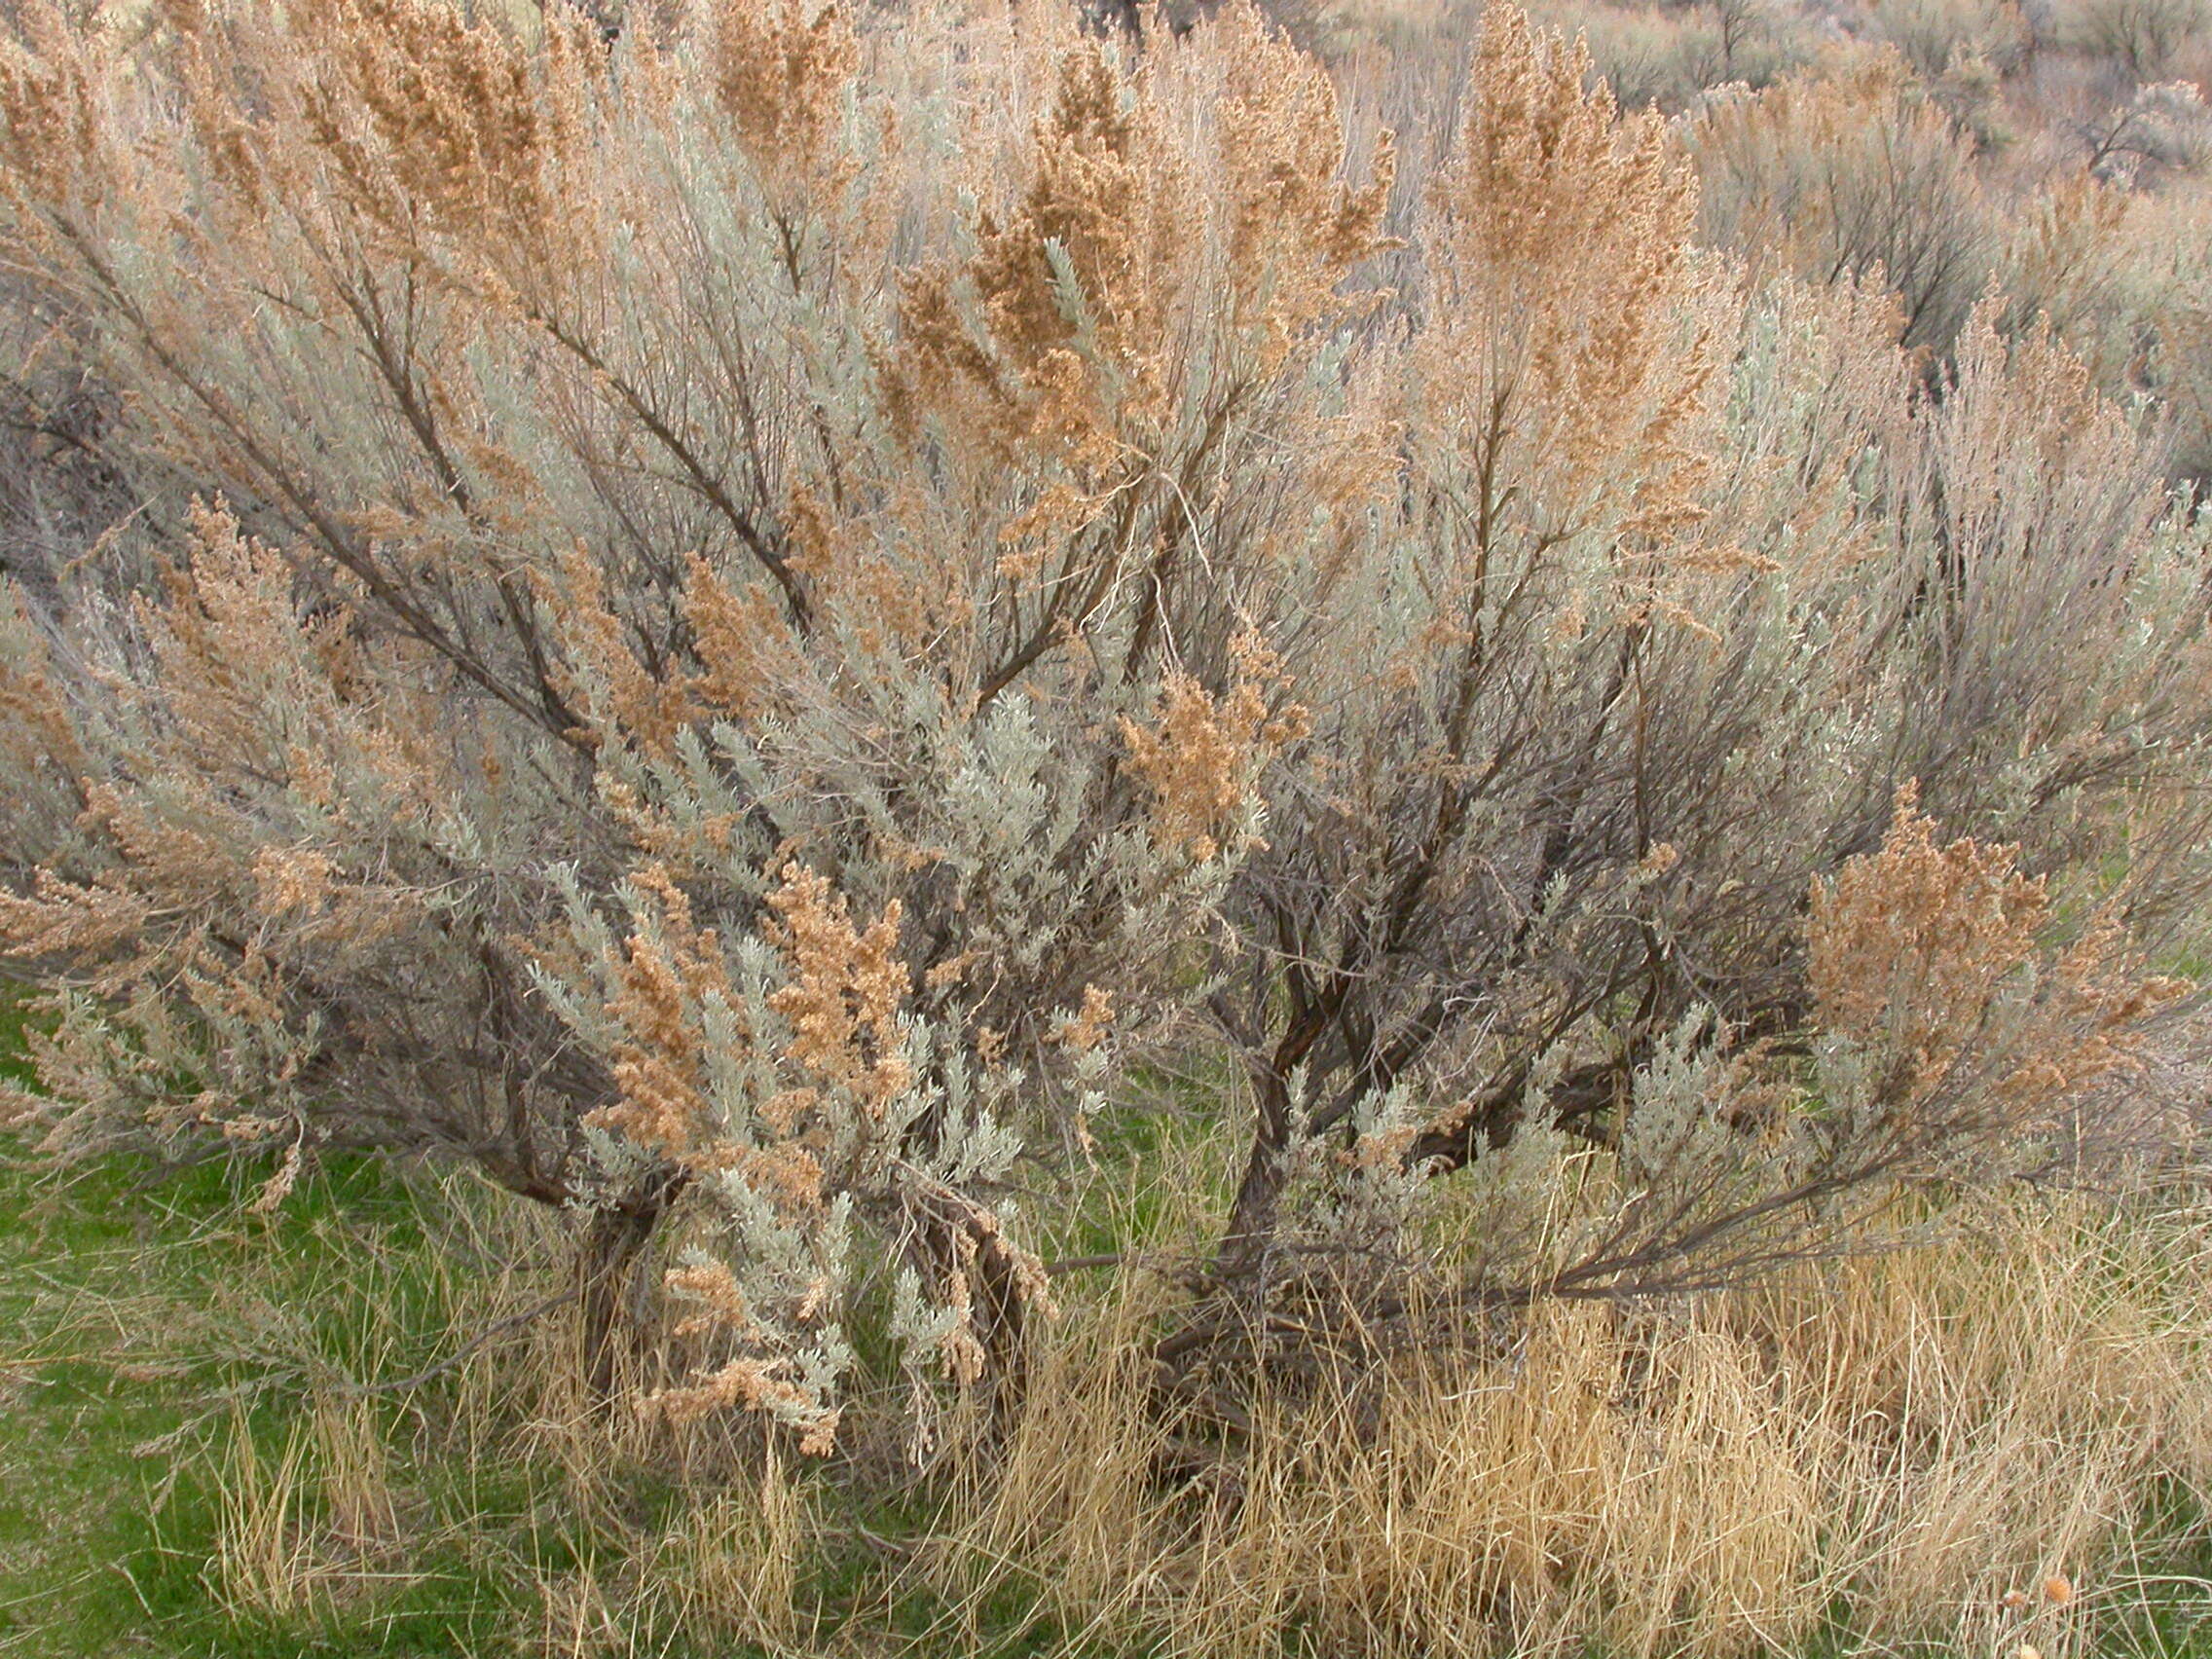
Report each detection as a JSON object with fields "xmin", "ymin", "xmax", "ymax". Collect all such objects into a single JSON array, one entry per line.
[
  {"xmin": 0, "ymin": 0, "xmax": 2205, "ymax": 1450},
  {"xmin": 1690, "ymin": 49, "xmax": 2000, "ymax": 351}
]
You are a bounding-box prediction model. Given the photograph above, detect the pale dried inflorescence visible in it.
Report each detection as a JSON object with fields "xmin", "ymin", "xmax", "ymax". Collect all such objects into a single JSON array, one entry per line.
[
  {"xmin": 1121, "ymin": 630, "xmax": 1307, "ymax": 861},
  {"xmin": 1809, "ymin": 788, "xmax": 2188, "ymax": 1161},
  {"xmin": 1810, "ymin": 785, "xmax": 2052, "ymax": 1084}
]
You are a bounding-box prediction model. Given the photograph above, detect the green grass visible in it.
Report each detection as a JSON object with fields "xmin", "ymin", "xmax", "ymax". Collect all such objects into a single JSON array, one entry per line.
[
  {"xmin": 0, "ymin": 991, "xmax": 1007, "ymax": 1658},
  {"xmin": 0, "ymin": 1147, "xmax": 525, "ymax": 1654},
  {"xmin": 0, "ymin": 993, "xmax": 552, "ymax": 1655}
]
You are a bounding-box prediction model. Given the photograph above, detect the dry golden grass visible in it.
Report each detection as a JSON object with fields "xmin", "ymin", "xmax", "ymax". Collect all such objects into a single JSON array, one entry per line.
[
  {"xmin": 912, "ymin": 1191, "xmax": 2212, "ymax": 1659},
  {"xmin": 210, "ymin": 1393, "xmax": 409, "ymax": 1623}
]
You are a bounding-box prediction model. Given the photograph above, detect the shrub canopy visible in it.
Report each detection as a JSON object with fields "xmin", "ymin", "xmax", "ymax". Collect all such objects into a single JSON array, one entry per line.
[{"xmin": 0, "ymin": 0, "xmax": 2205, "ymax": 1448}]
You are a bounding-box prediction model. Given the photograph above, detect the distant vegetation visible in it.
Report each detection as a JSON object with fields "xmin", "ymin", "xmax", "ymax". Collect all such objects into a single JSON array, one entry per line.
[
  {"xmin": 1308, "ymin": 0, "xmax": 2212, "ymax": 469},
  {"xmin": 1, "ymin": 0, "xmax": 2211, "ymax": 1653}
]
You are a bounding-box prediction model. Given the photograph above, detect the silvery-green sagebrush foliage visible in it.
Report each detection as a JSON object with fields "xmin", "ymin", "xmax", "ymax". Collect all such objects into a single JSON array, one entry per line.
[{"xmin": 0, "ymin": 0, "xmax": 2205, "ymax": 1445}]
